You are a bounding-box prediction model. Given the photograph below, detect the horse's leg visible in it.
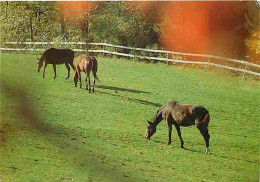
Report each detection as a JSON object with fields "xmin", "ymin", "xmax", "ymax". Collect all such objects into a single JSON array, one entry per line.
[
  {"xmin": 85, "ymin": 73, "xmax": 88, "ymax": 91},
  {"xmin": 175, "ymin": 125, "xmax": 184, "ymax": 148},
  {"xmin": 85, "ymin": 73, "xmax": 91, "ymax": 93},
  {"xmin": 198, "ymin": 128, "xmax": 210, "ymax": 154},
  {"xmin": 73, "ymin": 71, "xmax": 78, "ymax": 87},
  {"xmin": 53, "ymin": 64, "xmax": 57, "ymax": 79},
  {"xmin": 65, "ymin": 63, "xmax": 70, "ymax": 79},
  {"xmin": 78, "ymin": 72, "xmax": 82, "ymax": 88},
  {"xmin": 92, "ymin": 73, "xmax": 96, "ymax": 93},
  {"xmin": 88, "ymin": 76, "xmax": 91, "ymax": 93},
  {"xmin": 167, "ymin": 120, "xmax": 172, "ymax": 145},
  {"xmin": 43, "ymin": 63, "xmax": 48, "ymax": 78},
  {"xmin": 69, "ymin": 61, "xmax": 75, "ymax": 71}
]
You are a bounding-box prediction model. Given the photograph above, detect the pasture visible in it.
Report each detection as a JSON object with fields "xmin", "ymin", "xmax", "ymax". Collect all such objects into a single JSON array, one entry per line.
[{"xmin": 0, "ymin": 53, "xmax": 259, "ymax": 181}]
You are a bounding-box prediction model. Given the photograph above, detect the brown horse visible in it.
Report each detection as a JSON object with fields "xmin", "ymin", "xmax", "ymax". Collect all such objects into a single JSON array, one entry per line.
[
  {"xmin": 73, "ymin": 54, "xmax": 98, "ymax": 93},
  {"xmin": 145, "ymin": 101, "xmax": 211, "ymax": 154},
  {"xmin": 37, "ymin": 48, "xmax": 75, "ymax": 79}
]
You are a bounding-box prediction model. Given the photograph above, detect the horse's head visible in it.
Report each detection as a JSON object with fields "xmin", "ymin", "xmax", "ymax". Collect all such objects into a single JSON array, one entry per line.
[
  {"xmin": 145, "ymin": 120, "xmax": 156, "ymax": 139},
  {"xmin": 37, "ymin": 58, "xmax": 43, "ymax": 72}
]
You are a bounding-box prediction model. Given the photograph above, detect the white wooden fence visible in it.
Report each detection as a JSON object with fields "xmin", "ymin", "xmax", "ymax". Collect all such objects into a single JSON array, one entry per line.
[{"xmin": 1, "ymin": 42, "xmax": 259, "ymax": 77}]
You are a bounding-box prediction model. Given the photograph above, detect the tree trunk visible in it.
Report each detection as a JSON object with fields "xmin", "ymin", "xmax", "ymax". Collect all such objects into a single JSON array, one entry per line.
[
  {"xmin": 37, "ymin": 10, "xmax": 41, "ymax": 26},
  {"xmin": 30, "ymin": 16, "xmax": 34, "ymax": 42},
  {"xmin": 5, "ymin": 1, "xmax": 8, "ymax": 19},
  {"xmin": 81, "ymin": 16, "xmax": 89, "ymax": 38},
  {"xmin": 60, "ymin": 3, "xmax": 67, "ymax": 40}
]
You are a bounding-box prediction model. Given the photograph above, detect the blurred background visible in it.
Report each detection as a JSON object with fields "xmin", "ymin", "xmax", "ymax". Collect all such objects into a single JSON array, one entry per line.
[{"xmin": 0, "ymin": 1, "xmax": 259, "ymax": 63}]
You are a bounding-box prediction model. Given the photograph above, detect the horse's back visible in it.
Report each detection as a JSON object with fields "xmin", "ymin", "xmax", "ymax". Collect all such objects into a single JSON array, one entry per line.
[
  {"xmin": 160, "ymin": 101, "xmax": 209, "ymax": 126},
  {"xmin": 42, "ymin": 48, "xmax": 74, "ymax": 64},
  {"xmin": 61, "ymin": 49, "xmax": 75, "ymax": 61},
  {"xmin": 75, "ymin": 54, "xmax": 93, "ymax": 72},
  {"xmin": 160, "ymin": 101, "xmax": 185, "ymax": 122}
]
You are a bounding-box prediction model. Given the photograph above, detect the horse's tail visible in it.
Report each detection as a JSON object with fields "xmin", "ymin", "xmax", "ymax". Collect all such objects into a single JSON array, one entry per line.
[
  {"xmin": 92, "ymin": 56, "xmax": 100, "ymax": 81},
  {"xmin": 202, "ymin": 113, "xmax": 210, "ymax": 126},
  {"xmin": 194, "ymin": 107, "xmax": 210, "ymax": 128}
]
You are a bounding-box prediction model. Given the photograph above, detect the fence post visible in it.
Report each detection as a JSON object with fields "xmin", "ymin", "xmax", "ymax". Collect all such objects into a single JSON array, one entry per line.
[
  {"xmin": 242, "ymin": 62, "xmax": 248, "ymax": 78},
  {"xmin": 167, "ymin": 53, "xmax": 169, "ymax": 65},
  {"xmin": 132, "ymin": 49, "xmax": 135, "ymax": 61},
  {"xmin": 102, "ymin": 45, "xmax": 105, "ymax": 57},
  {"xmin": 204, "ymin": 57, "xmax": 210, "ymax": 71}
]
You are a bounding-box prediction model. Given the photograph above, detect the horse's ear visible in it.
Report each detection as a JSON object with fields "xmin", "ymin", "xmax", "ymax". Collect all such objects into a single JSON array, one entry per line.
[
  {"xmin": 156, "ymin": 110, "xmax": 159, "ymax": 115},
  {"xmin": 147, "ymin": 120, "xmax": 152, "ymax": 125},
  {"xmin": 37, "ymin": 57, "xmax": 40, "ymax": 61}
]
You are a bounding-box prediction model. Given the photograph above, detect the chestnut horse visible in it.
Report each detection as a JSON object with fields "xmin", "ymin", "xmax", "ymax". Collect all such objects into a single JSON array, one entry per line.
[
  {"xmin": 73, "ymin": 54, "xmax": 98, "ymax": 93},
  {"xmin": 145, "ymin": 101, "xmax": 211, "ymax": 154}
]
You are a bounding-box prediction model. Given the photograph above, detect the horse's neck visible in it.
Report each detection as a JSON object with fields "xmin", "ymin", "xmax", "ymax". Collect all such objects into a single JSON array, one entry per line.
[{"xmin": 152, "ymin": 113, "xmax": 163, "ymax": 127}]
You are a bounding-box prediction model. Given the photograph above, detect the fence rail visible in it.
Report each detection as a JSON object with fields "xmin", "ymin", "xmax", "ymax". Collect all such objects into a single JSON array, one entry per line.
[{"xmin": 1, "ymin": 42, "xmax": 259, "ymax": 77}]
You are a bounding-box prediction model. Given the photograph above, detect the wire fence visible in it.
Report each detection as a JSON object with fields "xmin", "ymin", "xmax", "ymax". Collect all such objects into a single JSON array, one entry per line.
[{"xmin": 1, "ymin": 42, "xmax": 259, "ymax": 77}]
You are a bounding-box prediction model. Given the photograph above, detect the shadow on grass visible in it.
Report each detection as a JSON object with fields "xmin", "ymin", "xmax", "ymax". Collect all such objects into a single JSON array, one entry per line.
[
  {"xmin": 210, "ymin": 153, "xmax": 258, "ymax": 164},
  {"xmin": 183, "ymin": 147, "xmax": 201, "ymax": 153},
  {"xmin": 96, "ymin": 90, "xmax": 162, "ymax": 108},
  {"xmin": 150, "ymin": 139, "xmax": 165, "ymax": 145},
  {"xmin": 149, "ymin": 138, "xmax": 258, "ymax": 164},
  {"xmin": 0, "ymin": 79, "xmax": 144, "ymax": 181},
  {"xmin": 96, "ymin": 85, "xmax": 150, "ymax": 94},
  {"xmin": 183, "ymin": 146, "xmax": 258, "ymax": 164}
]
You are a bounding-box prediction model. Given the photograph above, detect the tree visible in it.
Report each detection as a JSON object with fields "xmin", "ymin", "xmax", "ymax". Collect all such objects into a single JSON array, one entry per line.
[
  {"xmin": 0, "ymin": 2, "xmax": 59, "ymax": 42},
  {"xmin": 244, "ymin": 1, "xmax": 260, "ymax": 63}
]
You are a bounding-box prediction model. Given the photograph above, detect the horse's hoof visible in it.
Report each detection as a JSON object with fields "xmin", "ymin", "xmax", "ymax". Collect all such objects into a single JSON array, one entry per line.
[
  {"xmin": 66, "ymin": 77, "xmax": 69, "ymax": 79},
  {"xmin": 181, "ymin": 146, "xmax": 184, "ymax": 148},
  {"xmin": 205, "ymin": 147, "xmax": 210, "ymax": 154},
  {"xmin": 167, "ymin": 142, "xmax": 171, "ymax": 145},
  {"xmin": 53, "ymin": 77, "xmax": 56, "ymax": 79}
]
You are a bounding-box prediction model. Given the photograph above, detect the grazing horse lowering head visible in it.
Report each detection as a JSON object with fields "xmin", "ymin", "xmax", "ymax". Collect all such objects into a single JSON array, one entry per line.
[
  {"xmin": 144, "ymin": 101, "xmax": 211, "ymax": 154},
  {"xmin": 145, "ymin": 110, "xmax": 161, "ymax": 139},
  {"xmin": 145, "ymin": 120, "xmax": 157, "ymax": 139},
  {"xmin": 37, "ymin": 58, "xmax": 43, "ymax": 72}
]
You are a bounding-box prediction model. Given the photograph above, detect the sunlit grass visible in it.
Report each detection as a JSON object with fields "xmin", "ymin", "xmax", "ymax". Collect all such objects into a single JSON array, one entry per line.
[{"xmin": 0, "ymin": 53, "xmax": 259, "ymax": 182}]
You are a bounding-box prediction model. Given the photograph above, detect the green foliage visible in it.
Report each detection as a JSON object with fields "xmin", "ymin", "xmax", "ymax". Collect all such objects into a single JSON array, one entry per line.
[
  {"xmin": 244, "ymin": 1, "xmax": 260, "ymax": 63},
  {"xmin": 0, "ymin": 2, "xmax": 159, "ymax": 48},
  {"xmin": 246, "ymin": 31, "xmax": 260, "ymax": 54},
  {"xmin": 1, "ymin": 1, "xmax": 259, "ymax": 63},
  {"xmin": 1, "ymin": 53, "xmax": 259, "ymax": 182},
  {"xmin": 87, "ymin": 2, "xmax": 159, "ymax": 47},
  {"xmin": 0, "ymin": 2, "xmax": 59, "ymax": 42}
]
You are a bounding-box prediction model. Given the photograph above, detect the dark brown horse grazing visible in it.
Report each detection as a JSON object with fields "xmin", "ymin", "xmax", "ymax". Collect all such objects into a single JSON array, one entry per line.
[
  {"xmin": 145, "ymin": 101, "xmax": 211, "ymax": 154},
  {"xmin": 73, "ymin": 54, "xmax": 98, "ymax": 93},
  {"xmin": 37, "ymin": 48, "xmax": 75, "ymax": 79}
]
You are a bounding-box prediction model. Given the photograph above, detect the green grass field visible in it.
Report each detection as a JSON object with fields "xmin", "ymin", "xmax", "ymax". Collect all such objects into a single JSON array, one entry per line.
[{"xmin": 0, "ymin": 53, "xmax": 259, "ymax": 182}]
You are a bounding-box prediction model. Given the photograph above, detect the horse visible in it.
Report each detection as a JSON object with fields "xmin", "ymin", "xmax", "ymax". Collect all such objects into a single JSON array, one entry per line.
[
  {"xmin": 145, "ymin": 101, "xmax": 211, "ymax": 154},
  {"xmin": 37, "ymin": 48, "xmax": 75, "ymax": 79},
  {"xmin": 73, "ymin": 54, "xmax": 99, "ymax": 93}
]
